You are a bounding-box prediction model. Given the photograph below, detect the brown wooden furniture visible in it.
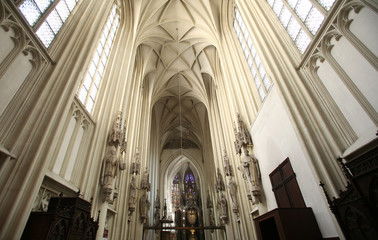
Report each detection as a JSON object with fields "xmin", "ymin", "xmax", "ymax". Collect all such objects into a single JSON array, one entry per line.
[
  {"xmin": 255, "ymin": 158, "xmax": 323, "ymax": 240},
  {"xmin": 22, "ymin": 194, "xmax": 98, "ymax": 240},
  {"xmin": 254, "ymin": 208, "xmax": 322, "ymax": 240},
  {"xmin": 323, "ymin": 139, "xmax": 378, "ymax": 240},
  {"xmin": 269, "ymin": 158, "xmax": 306, "ymax": 208}
]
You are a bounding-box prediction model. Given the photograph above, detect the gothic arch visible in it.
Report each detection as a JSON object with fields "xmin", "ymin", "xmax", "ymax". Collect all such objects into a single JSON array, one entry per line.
[{"xmin": 160, "ymin": 149, "xmax": 207, "ymax": 215}]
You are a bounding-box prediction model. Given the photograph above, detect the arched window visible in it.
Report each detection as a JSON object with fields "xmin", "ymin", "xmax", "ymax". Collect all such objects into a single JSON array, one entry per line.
[
  {"xmin": 234, "ymin": 7, "xmax": 272, "ymax": 101},
  {"xmin": 17, "ymin": 0, "xmax": 80, "ymax": 48},
  {"xmin": 171, "ymin": 174, "xmax": 180, "ymax": 209},
  {"xmin": 185, "ymin": 172, "xmax": 195, "ymax": 197},
  {"xmin": 76, "ymin": 5, "xmax": 119, "ymax": 113},
  {"xmin": 266, "ymin": 0, "xmax": 336, "ymax": 53}
]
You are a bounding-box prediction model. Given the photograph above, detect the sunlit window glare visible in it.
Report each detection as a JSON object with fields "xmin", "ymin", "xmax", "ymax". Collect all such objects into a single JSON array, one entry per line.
[
  {"xmin": 19, "ymin": 0, "xmax": 79, "ymax": 48},
  {"xmin": 267, "ymin": 0, "xmax": 335, "ymax": 54},
  {"xmin": 76, "ymin": 5, "xmax": 119, "ymax": 113},
  {"xmin": 234, "ymin": 8, "xmax": 271, "ymax": 101}
]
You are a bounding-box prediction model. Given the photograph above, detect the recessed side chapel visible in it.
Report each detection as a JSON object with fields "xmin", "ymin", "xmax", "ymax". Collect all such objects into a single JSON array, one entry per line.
[{"xmin": 0, "ymin": 0, "xmax": 377, "ymax": 239}]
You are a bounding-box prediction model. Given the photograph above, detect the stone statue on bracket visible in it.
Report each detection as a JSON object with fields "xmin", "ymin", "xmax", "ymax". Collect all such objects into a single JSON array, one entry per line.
[
  {"xmin": 101, "ymin": 146, "xmax": 117, "ymax": 195},
  {"xmin": 100, "ymin": 145, "xmax": 126, "ymax": 202},
  {"xmin": 131, "ymin": 147, "xmax": 141, "ymax": 175},
  {"xmin": 120, "ymin": 121, "xmax": 127, "ymax": 154},
  {"xmin": 227, "ymin": 177, "xmax": 239, "ymax": 213},
  {"xmin": 233, "ymin": 114, "xmax": 253, "ymax": 155},
  {"xmin": 215, "ymin": 168, "xmax": 225, "ymax": 192},
  {"xmin": 238, "ymin": 148, "xmax": 252, "ymax": 181},
  {"xmin": 238, "ymin": 148, "xmax": 261, "ymax": 204},
  {"xmin": 206, "ymin": 191, "xmax": 216, "ymax": 229},
  {"xmin": 100, "ymin": 112, "xmax": 127, "ymax": 203},
  {"xmin": 139, "ymin": 190, "xmax": 151, "ymax": 224},
  {"xmin": 140, "ymin": 168, "xmax": 150, "ymax": 192},
  {"xmin": 223, "ymin": 149, "xmax": 233, "ymax": 176},
  {"xmin": 218, "ymin": 192, "xmax": 228, "ymax": 225},
  {"xmin": 154, "ymin": 190, "xmax": 160, "ymax": 226},
  {"xmin": 128, "ymin": 176, "xmax": 137, "ymax": 216},
  {"xmin": 113, "ymin": 154, "xmax": 126, "ymax": 200},
  {"xmin": 109, "ymin": 111, "xmax": 123, "ymax": 145}
]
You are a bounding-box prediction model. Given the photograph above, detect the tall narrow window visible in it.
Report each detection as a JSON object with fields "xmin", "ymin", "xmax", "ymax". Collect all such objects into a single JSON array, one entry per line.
[
  {"xmin": 76, "ymin": 5, "xmax": 119, "ymax": 113},
  {"xmin": 185, "ymin": 172, "xmax": 195, "ymax": 198},
  {"xmin": 171, "ymin": 174, "xmax": 180, "ymax": 209},
  {"xmin": 267, "ymin": 0, "xmax": 336, "ymax": 54},
  {"xmin": 18, "ymin": 0, "xmax": 80, "ymax": 48},
  {"xmin": 234, "ymin": 7, "xmax": 272, "ymax": 101}
]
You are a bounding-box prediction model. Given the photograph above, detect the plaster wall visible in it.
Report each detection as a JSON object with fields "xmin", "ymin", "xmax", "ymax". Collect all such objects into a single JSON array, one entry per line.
[
  {"xmin": 330, "ymin": 36, "xmax": 378, "ymax": 111},
  {"xmin": 317, "ymin": 58, "xmax": 373, "ymax": 136},
  {"xmin": 316, "ymin": 6, "xmax": 378, "ymax": 138},
  {"xmin": 0, "ymin": 27, "xmax": 13, "ymax": 63},
  {"xmin": 251, "ymin": 86, "xmax": 339, "ymax": 238},
  {"xmin": 52, "ymin": 115, "xmax": 76, "ymax": 174},
  {"xmin": 349, "ymin": 7, "xmax": 378, "ymax": 57},
  {"xmin": 0, "ymin": 52, "xmax": 33, "ymax": 115}
]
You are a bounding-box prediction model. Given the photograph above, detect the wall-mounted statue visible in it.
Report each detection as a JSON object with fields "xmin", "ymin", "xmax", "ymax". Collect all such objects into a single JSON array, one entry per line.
[
  {"xmin": 131, "ymin": 147, "xmax": 141, "ymax": 175},
  {"xmin": 140, "ymin": 168, "xmax": 150, "ymax": 192},
  {"xmin": 101, "ymin": 145, "xmax": 117, "ymax": 193},
  {"xmin": 218, "ymin": 192, "xmax": 228, "ymax": 225},
  {"xmin": 206, "ymin": 191, "xmax": 216, "ymax": 229},
  {"xmin": 237, "ymin": 148, "xmax": 261, "ymax": 204},
  {"xmin": 100, "ymin": 145, "xmax": 126, "ymax": 202},
  {"xmin": 216, "ymin": 168, "xmax": 225, "ymax": 192},
  {"xmin": 223, "ymin": 149, "xmax": 233, "ymax": 177},
  {"xmin": 113, "ymin": 153, "xmax": 126, "ymax": 200},
  {"xmin": 109, "ymin": 111, "xmax": 123, "ymax": 145},
  {"xmin": 120, "ymin": 120, "xmax": 127, "ymax": 154},
  {"xmin": 233, "ymin": 114, "xmax": 253, "ymax": 155},
  {"xmin": 139, "ymin": 191, "xmax": 150, "ymax": 224},
  {"xmin": 227, "ymin": 177, "xmax": 239, "ymax": 213},
  {"xmin": 100, "ymin": 112, "xmax": 127, "ymax": 203},
  {"xmin": 128, "ymin": 176, "xmax": 137, "ymax": 216},
  {"xmin": 238, "ymin": 148, "xmax": 252, "ymax": 182}
]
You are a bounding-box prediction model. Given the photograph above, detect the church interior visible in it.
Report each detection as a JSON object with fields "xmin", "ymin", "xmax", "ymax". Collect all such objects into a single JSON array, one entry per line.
[{"xmin": 0, "ymin": 0, "xmax": 377, "ymax": 239}]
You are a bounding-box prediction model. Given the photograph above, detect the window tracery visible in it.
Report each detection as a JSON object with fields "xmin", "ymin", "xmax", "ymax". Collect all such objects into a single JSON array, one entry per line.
[
  {"xmin": 184, "ymin": 170, "xmax": 196, "ymax": 201},
  {"xmin": 267, "ymin": 0, "xmax": 336, "ymax": 54},
  {"xmin": 17, "ymin": 0, "xmax": 79, "ymax": 48},
  {"xmin": 233, "ymin": 7, "xmax": 272, "ymax": 101},
  {"xmin": 76, "ymin": 4, "xmax": 119, "ymax": 113},
  {"xmin": 171, "ymin": 174, "xmax": 180, "ymax": 209}
]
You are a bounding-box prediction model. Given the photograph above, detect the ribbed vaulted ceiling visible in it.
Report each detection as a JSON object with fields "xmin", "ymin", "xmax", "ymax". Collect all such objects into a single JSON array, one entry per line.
[{"xmin": 133, "ymin": 0, "xmax": 221, "ymax": 151}]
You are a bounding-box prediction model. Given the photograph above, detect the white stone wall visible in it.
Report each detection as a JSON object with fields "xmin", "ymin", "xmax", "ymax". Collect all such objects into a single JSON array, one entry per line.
[{"xmin": 251, "ymin": 86, "xmax": 340, "ymax": 238}]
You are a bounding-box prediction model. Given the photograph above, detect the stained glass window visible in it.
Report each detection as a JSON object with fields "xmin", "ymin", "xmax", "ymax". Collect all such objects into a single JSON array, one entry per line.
[
  {"xmin": 266, "ymin": 0, "xmax": 336, "ymax": 54},
  {"xmin": 234, "ymin": 7, "xmax": 271, "ymax": 101},
  {"xmin": 18, "ymin": 0, "xmax": 79, "ymax": 48},
  {"xmin": 76, "ymin": 5, "xmax": 119, "ymax": 113},
  {"xmin": 171, "ymin": 175, "xmax": 180, "ymax": 209},
  {"xmin": 185, "ymin": 172, "xmax": 195, "ymax": 196}
]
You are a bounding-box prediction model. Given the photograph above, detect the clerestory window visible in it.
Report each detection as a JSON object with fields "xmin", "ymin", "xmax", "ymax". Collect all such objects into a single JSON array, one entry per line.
[
  {"xmin": 17, "ymin": 0, "xmax": 80, "ymax": 48},
  {"xmin": 76, "ymin": 5, "xmax": 119, "ymax": 113},
  {"xmin": 234, "ymin": 7, "xmax": 272, "ymax": 101},
  {"xmin": 267, "ymin": 0, "xmax": 336, "ymax": 54}
]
